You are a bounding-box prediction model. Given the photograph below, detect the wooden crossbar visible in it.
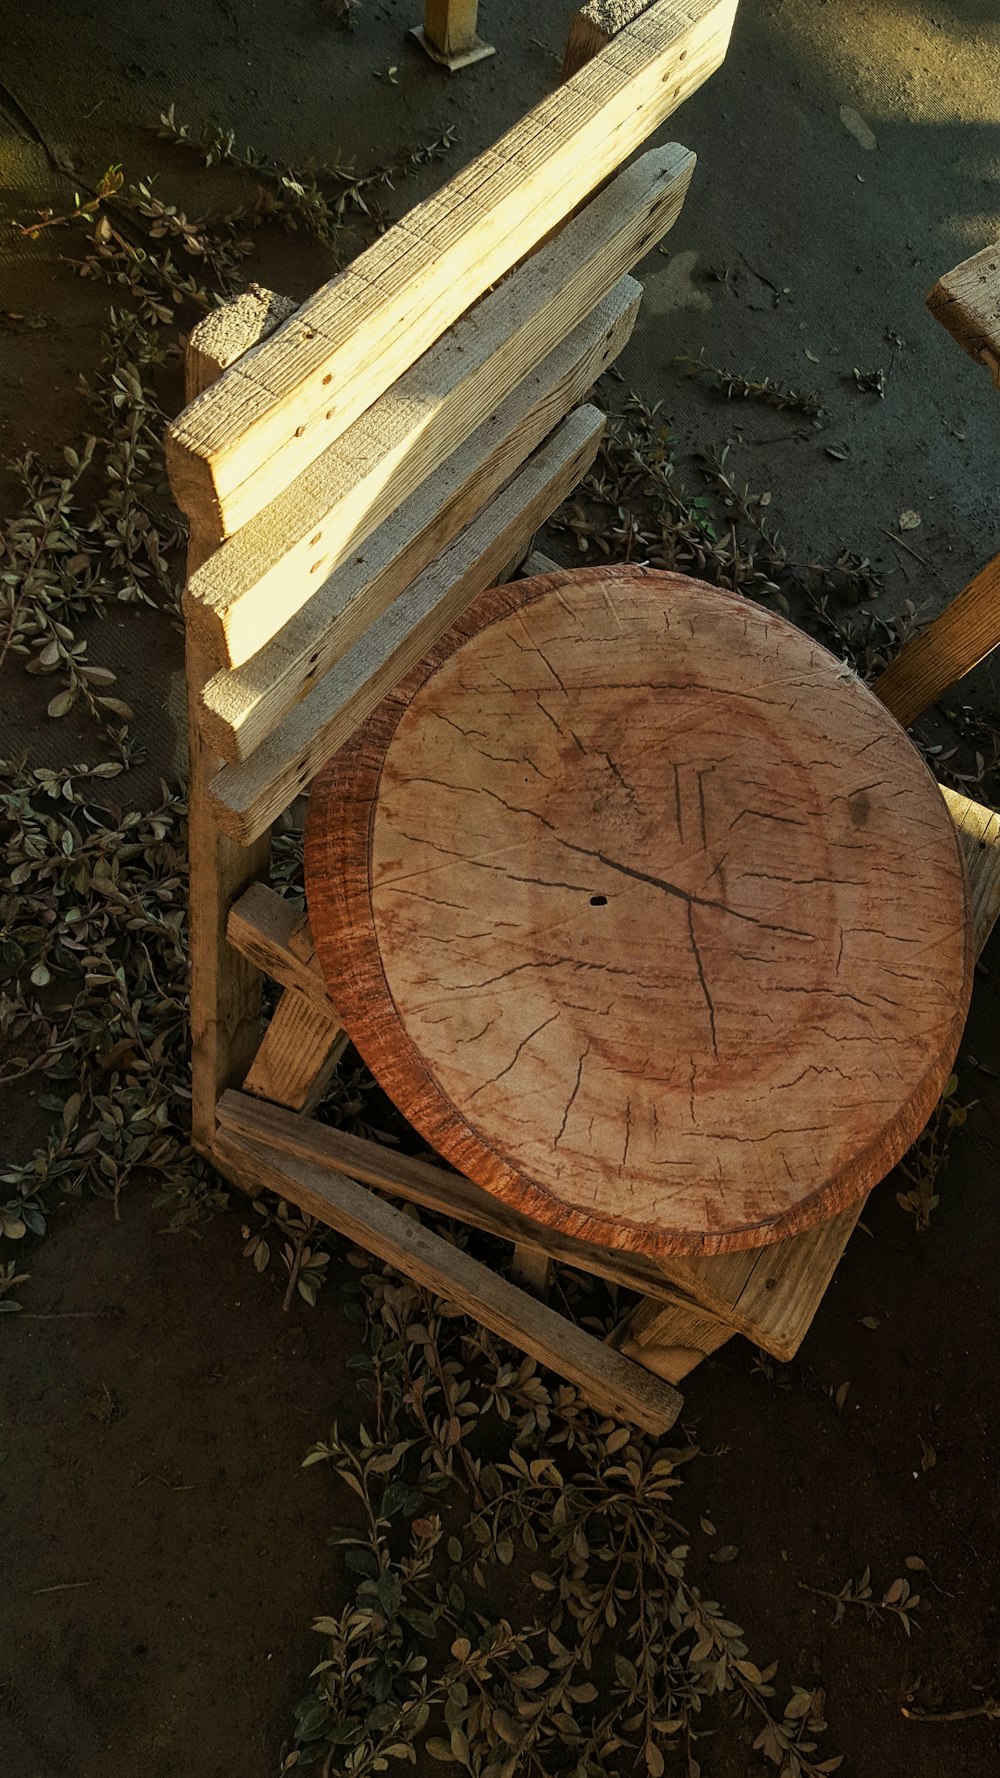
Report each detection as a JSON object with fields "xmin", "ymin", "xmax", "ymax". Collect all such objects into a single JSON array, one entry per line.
[
  {"xmin": 165, "ymin": 0, "xmax": 736, "ymax": 536},
  {"xmin": 213, "ymin": 1117, "xmax": 683, "ymax": 1433}
]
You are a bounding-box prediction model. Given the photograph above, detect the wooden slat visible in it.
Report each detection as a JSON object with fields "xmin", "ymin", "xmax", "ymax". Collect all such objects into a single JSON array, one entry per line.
[
  {"xmin": 871, "ymin": 551, "xmax": 1000, "ymax": 729},
  {"xmin": 184, "ymin": 144, "xmax": 692, "ymax": 669},
  {"xmin": 165, "ymin": 0, "xmax": 736, "ymax": 535},
  {"xmin": 199, "ymin": 277, "xmax": 642, "ymax": 760},
  {"xmin": 563, "ymin": 0, "xmax": 652, "ymax": 78},
  {"xmin": 243, "ymin": 989, "xmax": 348, "ymax": 1114},
  {"xmin": 186, "ymin": 286, "xmax": 299, "ymax": 400},
  {"xmin": 209, "ymin": 406, "xmax": 606, "ymax": 844},
  {"xmin": 216, "ymin": 1089, "xmax": 732, "ymax": 1310},
  {"xmin": 226, "ymin": 882, "xmax": 339, "ymax": 1017},
  {"xmin": 608, "ymin": 1296, "xmax": 731, "ymax": 1384},
  {"xmin": 926, "ymin": 242, "xmax": 1000, "ymax": 388},
  {"xmin": 213, "ymin": 1120, "xmax": 682, "ymax": 1433},
  {"xmin": 942, "ymin": 784, "xmax": 1000, "ymax": 958}
]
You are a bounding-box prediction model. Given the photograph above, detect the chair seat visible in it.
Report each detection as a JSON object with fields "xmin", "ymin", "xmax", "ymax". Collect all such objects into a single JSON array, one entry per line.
[{"xmin": 304, "ymin": 566, "xmax": 972, "ymax": 1261}]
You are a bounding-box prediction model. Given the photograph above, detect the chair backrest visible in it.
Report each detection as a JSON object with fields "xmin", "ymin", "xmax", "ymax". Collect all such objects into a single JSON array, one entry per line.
[{"xmin": 167, "ymin": 0, "xmax": 739, "ymax": 1152}]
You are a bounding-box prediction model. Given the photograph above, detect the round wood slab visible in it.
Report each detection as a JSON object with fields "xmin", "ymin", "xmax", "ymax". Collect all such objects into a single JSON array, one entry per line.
[{"xmin": 305, "ymin": 567, "xmax": 972, "ymax": 1258}]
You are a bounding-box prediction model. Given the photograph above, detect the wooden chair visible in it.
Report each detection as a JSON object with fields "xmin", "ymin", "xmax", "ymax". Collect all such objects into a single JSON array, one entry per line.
[{"xmin": 166, "ymin": 0, "xmax": 1000, "ymax": 1435}]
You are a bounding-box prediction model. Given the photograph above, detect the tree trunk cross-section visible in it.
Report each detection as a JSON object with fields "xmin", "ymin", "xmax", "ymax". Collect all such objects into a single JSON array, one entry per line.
[{"xmin": 305, "ymin": 567, "xmax": 972, "ymax": 1259}]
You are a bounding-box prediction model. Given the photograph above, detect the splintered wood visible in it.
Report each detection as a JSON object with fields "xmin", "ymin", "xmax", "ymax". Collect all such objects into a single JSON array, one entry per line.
[
  {"xmin": 165, "ymin": 0, "xmax": 736, "ymax": 535},
  {"xmin": 305, "ymin": 566, "xmax": 973, "ymax": 1259}
]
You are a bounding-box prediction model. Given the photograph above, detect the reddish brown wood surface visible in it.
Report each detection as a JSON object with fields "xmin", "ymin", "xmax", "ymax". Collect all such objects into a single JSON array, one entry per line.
[{"xmin": 305, "ymin": 567, "xmax": 972, "ymax": 1259}]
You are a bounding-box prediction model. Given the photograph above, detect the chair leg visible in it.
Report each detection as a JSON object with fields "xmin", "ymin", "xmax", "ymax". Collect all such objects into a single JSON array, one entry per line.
[{"xmin": 608, "ymin": 1295, "xmax": 733, "ymax": 1384}]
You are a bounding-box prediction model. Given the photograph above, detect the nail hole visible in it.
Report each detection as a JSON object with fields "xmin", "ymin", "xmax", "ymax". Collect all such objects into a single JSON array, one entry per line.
[
  {"xmin": 294, "ymin": 425, "xmax": 305, "ymax": 438},
  {"xmin": 322, "ymin": 373, "xmax": 332, "ymax": 385},
  {"xmin": 590, "ymin": 894, "xmax": 607, "ymax": 907}
]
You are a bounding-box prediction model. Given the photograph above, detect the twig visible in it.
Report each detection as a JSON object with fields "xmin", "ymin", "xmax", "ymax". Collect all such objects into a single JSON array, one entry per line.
[
  {"xmin": 902, "ymin": 1699, "xmax": 999, "ymax": 1724},
  {"xmin": 883, "ymin": 528, "xmax": 930, "ymax": 567},
  {"xmin": 19, "ymin": 1308, "xmax": 121, "ymax": 1320}
]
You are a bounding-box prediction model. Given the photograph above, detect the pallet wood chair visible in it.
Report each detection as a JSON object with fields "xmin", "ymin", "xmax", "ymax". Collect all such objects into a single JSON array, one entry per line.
[
  {"xmin": 166, "ymin": 0, "xmax": 1000, "ymax": 1436},
  {"xmin": 168, "ymin": 0, "xmax": 741, "ymax": 1437}
]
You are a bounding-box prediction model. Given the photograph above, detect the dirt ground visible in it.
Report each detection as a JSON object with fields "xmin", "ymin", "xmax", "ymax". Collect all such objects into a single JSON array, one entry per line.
[{"xmin": 2, "ymin": 1, "xmax": 1000, "ymax": 1774}]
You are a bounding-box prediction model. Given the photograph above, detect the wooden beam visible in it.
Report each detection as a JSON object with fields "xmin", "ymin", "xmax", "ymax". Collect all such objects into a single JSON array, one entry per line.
[
  {"xmin": 165, "ymin": 0, "xmax": 737, "ymax": 536},
  {"xmin": 212, "ymin": 1119, "xmax": 683, "ymax": 1433},
  {"xmin": 198, "ymin": 275, "xmax": 642, "ymax": 758},
  {"xmin": 184, "ymin": 143, "xmax": 693, "ymax": 669},
  {"xmin": 926, "ymin": 242, "xmax": 1000, "ymax": 388},
  {"xmin": 412, "ymin": 0, "xmax": 495, "ymax": 69},
  {"xmin": 563, "ymin": 0, "xmax": 652, "ymax": 78},
  {"xmin": 871, "ymin": 551, "xmax": 1000, "ymax": 729},
  {"xmin": 209, "ymin": 406, "xmax": 605, "ymax": 844}
]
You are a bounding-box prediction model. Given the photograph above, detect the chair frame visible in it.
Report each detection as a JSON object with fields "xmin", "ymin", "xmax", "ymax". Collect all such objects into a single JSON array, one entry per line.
[{"xmin": 169, "ymin": 1, "xmax": 1000, "ymax": 1433}]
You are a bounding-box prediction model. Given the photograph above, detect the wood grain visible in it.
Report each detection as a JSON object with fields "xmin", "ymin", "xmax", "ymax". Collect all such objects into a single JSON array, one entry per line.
[
  {"xmin": 607, "ymin": 1295, "xmax": 730, "ymax": 1383},
  {"xmin": 183, "ymin": 145, "xmax": 691, "ymax": 668},
  {"xmin": 213, "ymin": 1119, "xmax": 683, "ymax": 1432},
  {"xmin": 209, "ymin": 408, "xmax": 605, "ymax": 845},
  {"xmin": 927, "ymin": 242, "xmax": 1000, "ymax": 388},
  {"xmin": 871, "ymin": 551, "xmax": 1000, "ymax": 728},
  {"xmin": 198, "ymin": 276, "xmax": 641, "ymax": 758},
  {"xmin": 164, "ymin": 0, "xmax": 736, "ymax": 535},
  {"xmin": 305, "ymin": 566, "xmax": 973, "ymax": 1259},
  {"xmin": 243, "ymin": 989, "xmax": 348, "ymax": 1113}
]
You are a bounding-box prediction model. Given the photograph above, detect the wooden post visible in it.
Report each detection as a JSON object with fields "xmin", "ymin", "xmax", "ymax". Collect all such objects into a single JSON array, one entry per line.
[
  {"xmin": 179, "ymin": 289, "xmax": 297, "ymax": 1155},
  {"xmin": 410, "ymin": 0, "xmax": 495, "ymax": 70}
]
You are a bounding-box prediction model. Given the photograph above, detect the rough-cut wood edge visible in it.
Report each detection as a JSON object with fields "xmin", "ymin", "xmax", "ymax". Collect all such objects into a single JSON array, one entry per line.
[
  {"xmin": 210, "ymin": 408, "xmax": 605, "ymax": 844},
  {"xmin": 563, "ymin": 0, "xmax": 652, "ymax": 78},
  {"xmin": 607, "ymin": 1296, "xmax": 731, "ymax": 1383},
  {"xmin": 183, "ymin": 145, "xmax": 692, "ymax": 671},
  {"xmin": 213, "ymin": 1120, "xmax": 682, "ymax": 1433},
  {"xmin": 871, "ymin": 551, "xmax": 1000, "ymax": 729},
  {"xmin": 927, "ymin": 242, "xmax": 1000, "ymax": 387},
  {"xmin": 304, "ymin": 563, "xmax": 974, "ymax": 1261},
  {"xmin": 197, "ymin": 275, "xmax": 643, "ymax": 753},
  {"xmin": 186, "ymin": 286, "xmax": 299, "ymax": 400},
  {"xmin": 165, "ymin": 0, "xmax": 736, "ymax": 535}
]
